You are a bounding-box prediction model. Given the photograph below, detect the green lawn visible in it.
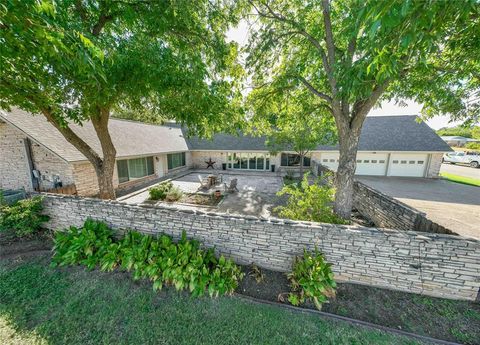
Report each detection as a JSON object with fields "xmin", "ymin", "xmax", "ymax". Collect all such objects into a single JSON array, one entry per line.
[
  {"xmin": 0, "ymin": 256, "xmax": 420, "ymax": 345},
  {"xmin": 440, "ymin": 172, "xmax": 480, "ymax": 187}
]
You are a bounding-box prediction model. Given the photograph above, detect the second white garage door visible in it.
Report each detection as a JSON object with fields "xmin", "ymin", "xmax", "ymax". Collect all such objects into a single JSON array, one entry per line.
[
  {"xmin": 355, "ymin": 153, "xmax": 389, "ymax": 176},
  {"xmin": 388, "ymin": 153, "xmax": 428, "ymax": 177}
]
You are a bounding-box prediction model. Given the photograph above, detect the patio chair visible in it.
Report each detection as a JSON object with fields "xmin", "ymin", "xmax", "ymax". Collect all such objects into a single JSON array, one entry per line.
[
  {"xmin": 198, "ymin": 175, "xmax": 210, "ymax": 190},
  {"xmin": 224, "ymin": 178, "xmax": 239, "ymax": 193}
]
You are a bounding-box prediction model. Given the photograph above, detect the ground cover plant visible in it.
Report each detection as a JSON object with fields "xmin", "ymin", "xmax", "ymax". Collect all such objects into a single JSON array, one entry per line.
[
  {"xmin": 287, "ymin": 249, "xmax": 336, "ymax": 310},
  {"xmin": 275, "ymin": 173, "xmax": 347, "ymax": 224},
  {"xmin": 0, "ymin": 253, "xmax": 423, "ymax": 345},
  {"xmin": 0, "ymin": 196, "xmax": 49, "ymax": 238},
  {"xmin": 51, "ymin": 219, "xmax": 243, "ymax": 297}
]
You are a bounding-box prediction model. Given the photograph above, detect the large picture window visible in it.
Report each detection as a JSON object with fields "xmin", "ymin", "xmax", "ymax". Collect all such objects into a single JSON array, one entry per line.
[
  {"xmin": 117, "ymin": 156, "xmax": 154, "ymax": 183},
  {"xmin": 280, "ymin": 153, "xmax": 311, "ymax": 167},
  {"xmin": 167, "ymin": 152, "xmax": 186, "ymax": 170}
]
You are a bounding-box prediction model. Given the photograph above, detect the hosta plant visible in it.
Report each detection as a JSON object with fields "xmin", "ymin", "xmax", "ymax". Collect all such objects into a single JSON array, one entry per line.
[
  {"xmin": 288, "ymin": 248, "xmax": 336, "ymax": 310},
  {"xmin": 52, "ymin": 219, "xmax": 244, "ymax": 297}
]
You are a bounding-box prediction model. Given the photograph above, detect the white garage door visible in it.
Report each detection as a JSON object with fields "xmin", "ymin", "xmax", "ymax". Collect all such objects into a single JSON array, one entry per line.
[
  {"xmin": 388, "ymin": 153, "xmax": 428, "ymax": 177},
  {"xmin": 355, "ymin": 153, "xmax": 388, "ymax": 176},
  {"xmin": 320, "ymin": 152, "xmax": 339, "ymax": 171}
]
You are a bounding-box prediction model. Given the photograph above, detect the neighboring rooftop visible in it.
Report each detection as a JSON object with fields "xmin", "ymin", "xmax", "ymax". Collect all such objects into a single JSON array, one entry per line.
[
  {"xmin": 0, "ymin": 108, "xmax": 188, "ymax": 162},
  {"xmin": 188, "ymin": 115, "xmax": 453, "ymax": 152}
]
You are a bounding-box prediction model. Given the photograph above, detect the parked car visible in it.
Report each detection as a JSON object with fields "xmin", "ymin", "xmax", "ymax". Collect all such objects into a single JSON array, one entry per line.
[{"xmin": 442, "ymin": 151, "xmax": 480, "ymax": 168}]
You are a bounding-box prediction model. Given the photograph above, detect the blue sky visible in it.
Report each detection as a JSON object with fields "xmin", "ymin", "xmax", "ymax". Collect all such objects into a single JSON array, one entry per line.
[{"xmin": 226, "ymin": 23, "xmax": 457, "ymax": 130}]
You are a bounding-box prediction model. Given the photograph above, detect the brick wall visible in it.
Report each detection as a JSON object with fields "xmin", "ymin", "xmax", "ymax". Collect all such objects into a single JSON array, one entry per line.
[
  {"xmin": 0, "ymin": 122, "xmax": 32, "ymax": 190},
  {"xmin": 30, "ymin": 142, "xmax": 75, "ymax": 190},
  {"xmin": 353, "ymin": 181, "xmax": 455, "ymax": 235},
  {"xmin": 41, "ymin": 193, "xmax": 480, "ymax": 301},
  {"xmin": 426, "ymin": 153, "xmax": 443, "ymax": 178}
]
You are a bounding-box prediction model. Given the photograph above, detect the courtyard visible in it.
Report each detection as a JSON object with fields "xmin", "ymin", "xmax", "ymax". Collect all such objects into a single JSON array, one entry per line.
[{"xmin": 119, "ymin": 171, "xmax": 285, "ymax": 218}]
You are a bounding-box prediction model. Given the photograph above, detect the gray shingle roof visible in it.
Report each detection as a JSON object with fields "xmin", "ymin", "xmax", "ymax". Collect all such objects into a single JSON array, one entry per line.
[
  {"xmin": 0, "ymin": 109, "xmax": 451, "ymax": 163},
  {"xmin": 187, "ymin": 115, "xmax": 453, "ymax": 152},
  {"xmin": 0, "ymin": 108, "xmax": 189, "ymax": 162}
]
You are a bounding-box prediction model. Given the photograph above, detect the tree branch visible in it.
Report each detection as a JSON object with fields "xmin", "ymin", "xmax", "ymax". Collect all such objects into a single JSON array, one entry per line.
[
  {"xmin": 351, "ymin": 79, "xmax": 392, "ymax": 130},
  {"xmin": 296, "ymin": 76, "xmax": 332, "ymax": 103}
]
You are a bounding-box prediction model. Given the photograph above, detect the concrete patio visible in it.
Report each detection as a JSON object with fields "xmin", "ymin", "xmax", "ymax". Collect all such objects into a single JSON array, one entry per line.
[{"xmin": 118, "ymin": 170, "xmax": 285, "ymax": 218}]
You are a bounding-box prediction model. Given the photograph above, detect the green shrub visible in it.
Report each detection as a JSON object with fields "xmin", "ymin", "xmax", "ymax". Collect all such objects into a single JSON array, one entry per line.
[
  {"xmin": 465, "ymin": 142, "xmax": 480, "ymax": 150},
  {"xmin": 52, "ymin": 219, "xmax": 114, "ymax": 269},
  {"xmin": 288, "ymin": 248, "xmax": 336, "ymax": 310},
  {"xmin": 52, "ymin": 219, "xmax": 244, "ymax": 297},
  {"xmin": 165, "ymin": 186, "xmax": 183, "ymax": 202},
  {"xmin": 275, "ymin": 173, "xmax": 347, "ymax": 224},
  {"xmin": 0, "ymin": 196, "xmax": 49, "ymax": 237},
  {"xmin": 149, "ymin": 182, "xmax": 173, "ymax": 200}
]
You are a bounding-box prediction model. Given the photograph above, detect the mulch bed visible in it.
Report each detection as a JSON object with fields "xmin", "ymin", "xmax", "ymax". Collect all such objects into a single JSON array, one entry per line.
[{"xmin": 237, "ymin": 265, "xmax": 480, "ymax": 345}]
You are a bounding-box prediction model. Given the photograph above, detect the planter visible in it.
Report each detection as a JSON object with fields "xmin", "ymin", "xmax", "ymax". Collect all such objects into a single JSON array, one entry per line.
[{"xmin": 214, "ymin": 190, "xmax": 222, "ymax": 198}]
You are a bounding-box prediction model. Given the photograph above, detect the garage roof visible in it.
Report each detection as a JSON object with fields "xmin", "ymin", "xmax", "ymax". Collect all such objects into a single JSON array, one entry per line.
[
  {"xmin": 187, "ymin": 115, "xmax": 453, "ymax": 152},
  {"xmin": 0, "ymin": 108, "xmax": 189, "ymax": 162}
]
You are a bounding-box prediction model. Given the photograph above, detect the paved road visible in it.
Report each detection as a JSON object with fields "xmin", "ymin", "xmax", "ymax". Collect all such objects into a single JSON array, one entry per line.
[
  {"xmin": 440, "ymin": 163, "xmax": 480, "ymax": 179},
  {"xmin": 358, "ymin": 176, "xmax": 480, "ymax": 240}
]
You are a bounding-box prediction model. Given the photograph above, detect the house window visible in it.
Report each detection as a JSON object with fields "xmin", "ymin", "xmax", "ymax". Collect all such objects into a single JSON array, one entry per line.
[
  {"xmin": 364, "ymin": 160, "xmax": 370, "ymax": 163},
  {"xmin": 409, "ymin": 161, "xmax": 415, "ymax": 164},
  {"xmin": 372, "ymin": 160, "xmax": 377, "ymax": 163},
  {"xmin": 330, "ymin": 159, "xmax": 335, "ymax": 162},
  {"xmin": 117, "ymin": 156, "xmax": 154, "ymax": 183},
  {"xmin": 167, "ymin": 152, "xmax": 186, "ymax": 170},
  {"xmin": 379, "ymin": 160, "xmax": 385, "ymax": 163},
  {"xmin": 280, "ymin": 153, "xmax": 311, "ymax": 167},
  {"xmin": 356, "ymin": 159, "xmax": 362, "ymax": 163},
  {"xmin": 401, "ymin": 160, "xmax": 407, "ymax": 164},
  {"xmin": 392, "ymin": 160, "xmax": 399, "ymax": 164},
  {"xmin": 417, "ymin": 161, "xmax": 424, "ymax": 164},
  {"xmin": 322, "ymin": 159, "xmax": 328, "ymax": 163}
]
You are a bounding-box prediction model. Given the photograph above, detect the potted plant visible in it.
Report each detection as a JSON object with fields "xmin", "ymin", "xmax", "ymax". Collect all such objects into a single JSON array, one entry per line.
[{"xmin": 214, "ymin": 190, "xmax": 222, "ymax": 198}]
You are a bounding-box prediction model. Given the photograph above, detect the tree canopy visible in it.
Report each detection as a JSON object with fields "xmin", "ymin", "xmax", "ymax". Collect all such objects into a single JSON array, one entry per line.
[
  {"xmin": 0, "ymin": 0, "xmax": 243, "ymax": 198},
  {"xmin": 244, "ymin": 0, "xmax": 479, "ymax": 218}
]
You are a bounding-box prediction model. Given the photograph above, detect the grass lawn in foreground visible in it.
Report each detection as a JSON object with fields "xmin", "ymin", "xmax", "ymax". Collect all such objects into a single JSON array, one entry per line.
[
  {"xmin": 440, "ymin": 172, "xmax": 480, "ymax": 187},
  {"xmin": 0, "ymin": 255, "xmax": 420, "ymax": 345}
]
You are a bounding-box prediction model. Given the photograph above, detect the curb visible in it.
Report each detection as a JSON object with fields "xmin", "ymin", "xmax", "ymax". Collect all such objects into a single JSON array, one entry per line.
[{"xmin": 234, "ymin": 293, "xmax": 462, "ymax": 345}]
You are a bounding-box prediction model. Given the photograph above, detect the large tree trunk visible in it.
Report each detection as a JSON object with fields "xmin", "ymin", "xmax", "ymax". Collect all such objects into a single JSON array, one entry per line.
[
  {"xmin": 42, "ymin": 107, "xmax": 117, "ymax": 199},
  {"xmin": 333, "ymin": 122, "xmax": 361, "ymax": 219},
  {"xmin": 91, "ymin": 108, "xmax": 117, "ymax": 199}
]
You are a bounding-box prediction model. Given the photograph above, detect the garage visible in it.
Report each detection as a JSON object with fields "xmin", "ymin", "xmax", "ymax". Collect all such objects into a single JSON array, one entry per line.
[
  {"xmin": 319, "ymin": 152, "xmax": 339, "ymax": 171},
  {"xmin": 355, "ymin": 153, "xmax": 389, "ymax": 176},
  {"xmin": 387, "ymin": 153, "xmax": 428, "ymax": 177}
]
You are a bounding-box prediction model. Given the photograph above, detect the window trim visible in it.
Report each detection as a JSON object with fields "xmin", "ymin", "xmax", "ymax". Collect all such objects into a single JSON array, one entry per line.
[
  {"xmin": 117, "ymin": 156, "xmax": 155, "ymax": 184},
  {"xmin": 167, "ymin": 152, "xmax": 186, "ymax": 171}
]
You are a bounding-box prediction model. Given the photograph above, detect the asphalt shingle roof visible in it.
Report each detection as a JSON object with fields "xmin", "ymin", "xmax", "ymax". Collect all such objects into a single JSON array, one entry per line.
[
  {"xmin": 0, "ymin": 109, "xmax": 451, "ymax": 163},
  {"xmin": 0, "ymin": 108, "xmax": 189, "ymax": 162},
  {"xmin": 187, "ymin": 115, "xmax": 452, "ymax": 152}
]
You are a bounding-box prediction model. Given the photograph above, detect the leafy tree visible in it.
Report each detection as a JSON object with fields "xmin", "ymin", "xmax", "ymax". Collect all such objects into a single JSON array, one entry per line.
[
  {"xmin": 472, "ymin": 127, "xmax": 480, "ymax": 140},
  {"xmin": 0, "ymin": 0, "xmax": 243, "ymax": 199},
  {"xmin": 249, "ymin": 87, "xmax": 336, "ymax": 178},
  {"xmin": 245, "ymin": 0, "xmax": 478, "ymax": 218},
  {"xmin": 436, "ymin": 126, "xmax": 473, "ymax": 138}
]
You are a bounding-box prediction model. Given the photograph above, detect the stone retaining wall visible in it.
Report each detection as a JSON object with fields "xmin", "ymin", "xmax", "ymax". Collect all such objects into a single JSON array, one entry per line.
[
  {"xmin": 353, "ymin": 181, "xmax": 454, "ymax": 235},
  {"xmin": 40, "ymin": 193, "xmax": 480, "ymax": 301}
]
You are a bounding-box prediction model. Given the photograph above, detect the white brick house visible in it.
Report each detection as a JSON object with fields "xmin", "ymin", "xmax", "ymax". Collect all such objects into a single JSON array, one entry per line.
[{"xmin": 0, "ymin": 108, "xmax": 452, "ymax": 196}]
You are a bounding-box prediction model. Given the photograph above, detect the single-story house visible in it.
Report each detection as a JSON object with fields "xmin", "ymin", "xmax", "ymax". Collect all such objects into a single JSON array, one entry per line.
[
  {"xmin": 440, "ymin": 136, "xmax": 480, "ymax": 147},
  {"xmin": 1, "ymin": 108, "xmax": 452, "ymax": 196}
]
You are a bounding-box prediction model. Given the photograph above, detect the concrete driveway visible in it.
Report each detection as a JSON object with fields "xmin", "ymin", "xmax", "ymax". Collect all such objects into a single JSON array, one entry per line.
[
  {"xmin": 358, "ymin": 176, "xmax": 480, "ymax": 239},
  {"xmin": 440, "ymin": 163, "xmax": 480, "ymax": 179}
]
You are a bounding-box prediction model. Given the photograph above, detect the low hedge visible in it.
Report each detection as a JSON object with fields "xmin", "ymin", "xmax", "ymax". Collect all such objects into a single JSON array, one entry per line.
[{"xmin": 52, "ymin": 219, "xmax": 244, "ymax": 297}]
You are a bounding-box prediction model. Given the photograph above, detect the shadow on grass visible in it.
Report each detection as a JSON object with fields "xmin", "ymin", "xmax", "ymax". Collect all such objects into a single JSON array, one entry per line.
[{"xmin": 0, "ymin": 254, "xmax": 420, "ymax": 345}]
